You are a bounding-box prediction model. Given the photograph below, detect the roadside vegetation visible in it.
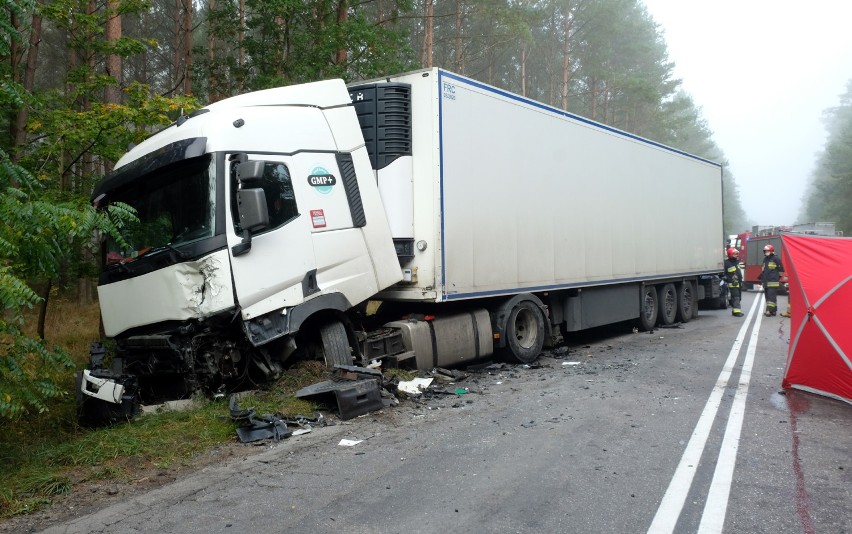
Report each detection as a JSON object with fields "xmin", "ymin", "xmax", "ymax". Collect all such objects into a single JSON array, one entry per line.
[{"xmin": 0, "ymin": 298, "xmax": 326, "ymax": 519}]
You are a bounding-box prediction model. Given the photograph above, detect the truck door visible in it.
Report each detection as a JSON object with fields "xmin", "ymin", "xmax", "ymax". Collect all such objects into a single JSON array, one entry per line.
[{"xmin": 225, "ymin": 154, "xmax": 317, "ymax": 318}]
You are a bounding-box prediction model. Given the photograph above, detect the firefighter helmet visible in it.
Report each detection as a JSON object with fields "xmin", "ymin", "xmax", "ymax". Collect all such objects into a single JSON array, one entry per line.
[
  {"xmin": 726, "ymin": 247, "xmax": 739, "ymax": 258},
  {"xmin": 763, "ymin": 244, "xmax": 774, "ymax": 253}
]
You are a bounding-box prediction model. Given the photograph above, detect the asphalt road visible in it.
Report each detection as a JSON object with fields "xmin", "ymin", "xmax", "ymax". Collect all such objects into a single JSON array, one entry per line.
[{"xmin": 41, "ymin": 291, "xmax": 851, "ymax": 534}]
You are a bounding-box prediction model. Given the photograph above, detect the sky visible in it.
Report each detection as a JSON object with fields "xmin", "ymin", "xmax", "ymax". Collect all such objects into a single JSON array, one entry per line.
[{"xmin": 641, "ymin": 0, "xmax": 852, "ymax": 227}]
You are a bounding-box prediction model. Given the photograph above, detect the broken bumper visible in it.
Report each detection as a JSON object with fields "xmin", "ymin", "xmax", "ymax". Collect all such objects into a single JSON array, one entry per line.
[
  {"xmin": 77, "ymin": 368, "xmax": 140, "ymax": 426},
  {"xmin": 80, "ymin": 369, "xmax": 126, "ymax": 404}
]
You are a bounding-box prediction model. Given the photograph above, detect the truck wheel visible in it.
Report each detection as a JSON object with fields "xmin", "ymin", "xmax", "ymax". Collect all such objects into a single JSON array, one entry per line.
[
  {"xmin": 638, "ymin": 285, "xmax": 658, "ymax": 331},
  {"xmin": 319, "ymin": 321, "xmax": 352, "ymax": 367},
  {"xmin": 676, "ymin": 282, "xmax": 694, "ymax": 323},
  {"xmin": 717, "ymin": 287, "xmax": 729, "ymax": 309},
  {"xmin": 657, "ymin": 284, "xmax": 677, "ymax": 325},
  {"xmin": 502, "ymin": 301, "xmax": 545, "ymax": 364}
]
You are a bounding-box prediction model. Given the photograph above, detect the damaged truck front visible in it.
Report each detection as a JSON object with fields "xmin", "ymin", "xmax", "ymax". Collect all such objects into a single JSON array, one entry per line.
[{"xmin": 79, "ymin": 82, "xmax": 403, "ymax": 424}]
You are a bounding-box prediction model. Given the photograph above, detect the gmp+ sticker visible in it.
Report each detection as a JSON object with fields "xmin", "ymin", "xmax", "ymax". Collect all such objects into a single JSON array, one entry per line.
[{"xmin": 307, "ymin": 166, "xmax": 336, "ymax": 194}]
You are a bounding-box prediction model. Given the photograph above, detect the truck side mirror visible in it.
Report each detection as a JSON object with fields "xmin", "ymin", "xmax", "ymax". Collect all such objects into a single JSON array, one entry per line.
[
  {"xmin": 237, "ymin": 188, "xmax": 269, "ymax": 232},
  {"xmin": 232, "ymin": 188, "xmax": 269, "ymax": 256},
  {"xmin": 236, "ymin": 160, "xmax": 266, "ymax": 183}
]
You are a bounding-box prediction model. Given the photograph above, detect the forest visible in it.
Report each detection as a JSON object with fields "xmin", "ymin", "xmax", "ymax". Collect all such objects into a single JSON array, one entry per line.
[
  {"xmin": 799, "ymin": 80, "xmax": 852, "ymax": 234},
  {"xmin": 0, "ymin": 0, "xmax": 788, "ymax": 419}
]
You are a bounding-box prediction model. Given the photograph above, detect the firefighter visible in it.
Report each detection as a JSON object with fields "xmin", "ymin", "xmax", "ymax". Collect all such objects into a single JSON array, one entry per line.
[
  {"xmin": 761, "ymin": 244, "xmax": 784, "ymax": 316},
  {"xmin": 725, "ymin": 248, "xmax": 744, "ymax": 317}
]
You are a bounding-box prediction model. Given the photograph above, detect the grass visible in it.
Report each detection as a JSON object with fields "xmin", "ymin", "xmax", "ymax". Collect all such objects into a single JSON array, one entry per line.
[{"xmin": 0, "ymin": 295, "xmax": 330, "ymax": 519}]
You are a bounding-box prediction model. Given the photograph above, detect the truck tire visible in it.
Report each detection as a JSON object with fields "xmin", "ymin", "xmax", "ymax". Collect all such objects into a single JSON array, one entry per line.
[
  {"xmin": 502, "ymin": 301, "xmax": 545, "ymax": 364},
  {"xmin": 638, "ymin": 285, "xmax": 658, "ymax": 331},
  {"xmin": 717, "ymin": 286, "xmax": 728, "ymax": 309},
  {"xmin": 657, "ymin": 284, "xmax": 677, "ymax": 325},
  {"xmin": 319, "ymin": 321, "xmax": 352, "ymax": 367},
  {"xmin": 676, "ymin": 282, "xmax": 695, "ymax": 323}
]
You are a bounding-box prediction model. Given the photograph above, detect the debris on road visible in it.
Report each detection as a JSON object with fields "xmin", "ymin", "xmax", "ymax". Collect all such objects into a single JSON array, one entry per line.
[
  {"xmin": 295, "ymin": 364, "xmax": 385, "ymax": 420},
  {"xmin": 397, "ymin": 377, "xmax": 433, "ymax": 395},
  {"xmin": 229, "ymin": 396, "xmax": 327, "ymax": 443},
  {"xmin": 229, "ymin": 349, "xmax": 629, "ymax": 443}
]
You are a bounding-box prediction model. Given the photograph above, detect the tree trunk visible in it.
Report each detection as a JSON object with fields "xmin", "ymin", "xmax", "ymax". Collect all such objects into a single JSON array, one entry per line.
[
  {"xmin": 78, "ymin": 1, "xmax": 96, "ymax": 183},
  {"xmin": 140, "ymin": 9, "xmax": 149, "ymax": 84},
  {"xmin": 561, "ymin": 1, "xmax": 572, "ymax": 111},
  {"xmin": 275, "ymin": 14, "xmax": 285, "ymax": 79},
  {"xmin": 62, "ymin": 9, "xmax": 80, "ymax": 193},
  {"xmin": 78, "ymin": 245, "xmax": 94, "ymax": 306},
  {"xmin": 105, "ymin": 0, "xmax": 121, "ymax": 106},
  {"xmin": 335, "ymin": 0, "xmax": 348, "ymax": 65},
  {"xmin": 520, "ymin": 45, "xmax": 527, "ymax": 97},
  {"xmin": 422, "ymin": 0, "xmax": 433, "ymax": 68},
  {"xmin": 207, "ymin": 0, "xmax": 217, "ymax": 101},
  {"xmin": 590, "ymin": 77, "xmax": 598, "ymax": 120},
  {"xmin": 8, "ymin": 12, "xmax": 21, "ymax": 150},
  {"xmin": 182, "ymin": 0, "xmax": 192, "ymax": 95},
  {"xmin": 173, "ymin": 0, "xmax": 181, "ymax": 89},
  {"xmin": 37, "ymin": 278, "xmax": 52, "ymax": 340},
  {"xmin": 454, "ymin": 0, "xmax": 463, "ymax": 73},
  {"xmin": 11, "ymin": 2, "xmax": 43, "ymax": 162},
  {"xmin": 238, "ymin": 0, "xmax": 245, "ymax": 92}
]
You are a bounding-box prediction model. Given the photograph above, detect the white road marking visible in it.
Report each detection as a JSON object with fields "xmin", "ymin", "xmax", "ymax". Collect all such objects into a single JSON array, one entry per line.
[
  {"xmin": 697, "ymin": 302, "xmax": 764, "ymax": 533},
  {"xmin": 647, "ymin": 294, "xmax": 765, "ymax": 534}
]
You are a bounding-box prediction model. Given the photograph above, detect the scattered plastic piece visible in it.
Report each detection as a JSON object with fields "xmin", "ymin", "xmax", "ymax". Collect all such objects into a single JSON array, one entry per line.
[
  {"xmin": 339, "ymin": 439, "xmax": 362, "ymax": 447},
  {"xmin": 397, "ymin": 377, "xmax": 433, "ymax": 395}
]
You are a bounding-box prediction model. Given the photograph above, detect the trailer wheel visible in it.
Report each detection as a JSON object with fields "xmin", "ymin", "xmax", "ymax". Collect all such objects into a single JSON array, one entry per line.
[
  {"xmin": 676, "ymin": 282, "xmax": 695, "ymax": 323},
  {"xmin": 638, "ymin": 286, "xmax": 658, "ymax": 331},
  {"xmin": 502, "ymin": 301, "xmax": 545, "ymax": 364},
  {"xmin": 657, "ymin": 284, "xmax": 677, "ymax": 325},
  {"xmin": 319, "ymin": 321, "xmax": 353, "ymax": 367}
]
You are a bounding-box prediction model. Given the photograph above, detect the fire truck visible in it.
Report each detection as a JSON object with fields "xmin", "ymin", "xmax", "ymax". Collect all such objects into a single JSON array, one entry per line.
[{"xmin": 731, "ymin": 223, "xmax": 841, "ymax": 291}]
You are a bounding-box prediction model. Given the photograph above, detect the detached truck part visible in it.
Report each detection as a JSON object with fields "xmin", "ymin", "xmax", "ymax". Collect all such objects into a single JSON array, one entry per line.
[{"xmin": 79, "ymin": 68, "xmax": 724, "ymax": 424}]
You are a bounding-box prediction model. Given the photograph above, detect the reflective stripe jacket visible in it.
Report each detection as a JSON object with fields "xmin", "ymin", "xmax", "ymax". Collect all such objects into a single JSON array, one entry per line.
[
  {"xmin": 761, "ymin": 253, "xmax": 784, "ymax": 287},
  {"xmin": 725, "ymin": 258, "xmax": 743, "ymax": 288}
]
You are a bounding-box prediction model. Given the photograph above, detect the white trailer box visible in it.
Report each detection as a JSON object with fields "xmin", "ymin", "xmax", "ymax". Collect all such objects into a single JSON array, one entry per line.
[{"xmin": 351, "ymin": 69, "xmax": 723, "ymax": 303}]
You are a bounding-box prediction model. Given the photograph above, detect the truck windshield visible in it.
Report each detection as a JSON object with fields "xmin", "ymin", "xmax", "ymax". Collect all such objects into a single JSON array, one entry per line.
[{"xmin": 106, "ymin": 155, "xmax": 215, "ymax": 264}]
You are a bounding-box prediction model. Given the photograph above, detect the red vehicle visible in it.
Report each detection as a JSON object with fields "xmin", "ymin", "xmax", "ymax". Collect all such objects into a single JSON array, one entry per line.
[{"xmin": 729, "ymin": 223, "xmax": 841, "ymax": 291}]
